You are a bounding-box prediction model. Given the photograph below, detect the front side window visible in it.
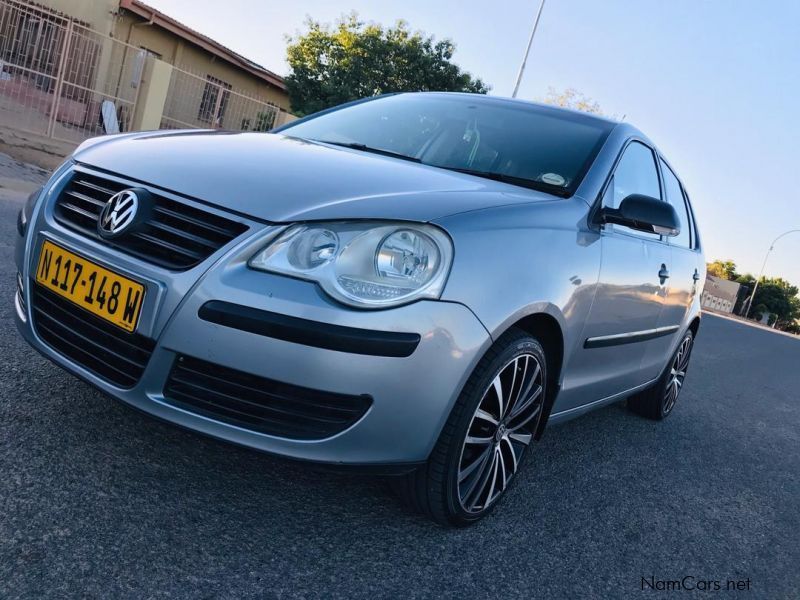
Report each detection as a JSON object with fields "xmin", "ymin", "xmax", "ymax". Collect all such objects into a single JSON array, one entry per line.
[
  {"xmin": 601, "ymin": 141, "xmax": 662, "ymax": 239},
  {"xmin": 660, "ymin": 159, "xmax": 692, "ymax": 249},
  {"xmin": 280, "ymin": 94, "xmax": 614, "ymax": 197},
  {"xmin": 603, "ymin": 141, "xmax": 661, "ymax": 209}
]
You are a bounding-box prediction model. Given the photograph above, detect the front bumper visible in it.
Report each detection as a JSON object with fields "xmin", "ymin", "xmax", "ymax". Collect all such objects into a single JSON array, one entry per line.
[{"xmin": 15, "ymin": 168, "xmax": 491, "ymax": 467}]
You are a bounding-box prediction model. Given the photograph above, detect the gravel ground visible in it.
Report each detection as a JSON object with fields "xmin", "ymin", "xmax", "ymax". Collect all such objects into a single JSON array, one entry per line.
[{"xmin": 0, "ymin": 188, "xmax": 798, "ymax": 599}]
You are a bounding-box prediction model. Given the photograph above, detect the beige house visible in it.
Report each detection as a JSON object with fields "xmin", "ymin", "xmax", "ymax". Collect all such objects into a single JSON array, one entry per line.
[
  {"xmin": 0, "ymin": 0, "xmax": 293, "ymax": 144},
  {"xmin": 35, "ymin": 0, "xmax": 120, "ymax": 34},
  {"xmin": 115, "ymin": 0, "xmax": 289, "ymax": 112}
]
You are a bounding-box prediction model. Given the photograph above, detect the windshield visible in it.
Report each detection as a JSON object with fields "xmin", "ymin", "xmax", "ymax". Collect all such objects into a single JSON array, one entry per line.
[{"xmin": 279, "ymin": 93, "xmax": 614, "ymax": 196}]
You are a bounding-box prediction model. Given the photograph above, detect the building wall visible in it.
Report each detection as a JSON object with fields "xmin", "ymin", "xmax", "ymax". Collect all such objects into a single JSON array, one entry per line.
[
  {"xmin": 31, "ymin": 0, "xmax": 118, "ymax": 34},
  {"xmin": 21, "ymin": 4, "xmax": 289, "ymax": 114},
  {"xmin": 701, "ymin": 274, "xmax": 741, "ymax": 314},
  {"xmin": 113, "ymin": 13, "xmax": 289, "ymax": 110},
  {"xmin": 0, "ymin": 0, "xmax": 292, "ymax": 143},
  {"xmin": 701, "ymin": 291, "xmax": 735, "ymax": 314}
]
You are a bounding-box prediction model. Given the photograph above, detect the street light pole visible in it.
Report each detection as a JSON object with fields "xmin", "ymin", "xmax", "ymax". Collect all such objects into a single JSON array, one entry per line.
[
  {"xmin": 511, "ymin": 0, "xmax": 547, "ymax": 98},
  {"xmin": 744, "ymin": 229, "xmax": 800, "ymax": 318}
]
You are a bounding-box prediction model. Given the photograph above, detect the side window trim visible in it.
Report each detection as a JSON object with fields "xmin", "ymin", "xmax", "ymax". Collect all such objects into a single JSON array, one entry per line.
[
  {"xmin": 681, "ymin": 186, "xmax": 694, "ymax": 249},
  {"xmin": 594, "ymin": 137, "xmax": 667, "ymax": 243},
  {"xmin": 658, "ymin": 155, "xmax": 698, "ymax": 251},
  {"xmin": 682, "ymin": 185, "xmax": 700, "ymax": 251}
]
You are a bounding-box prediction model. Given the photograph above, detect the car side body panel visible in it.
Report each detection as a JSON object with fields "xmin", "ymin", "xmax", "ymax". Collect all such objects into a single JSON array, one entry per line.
[
  {"xmin": 435, "ymin": 197, "xmax": 601, "ymax": 414},
  {"xmin": 436, "ymin": 122, "xmax": 703, "ymax": 421}
]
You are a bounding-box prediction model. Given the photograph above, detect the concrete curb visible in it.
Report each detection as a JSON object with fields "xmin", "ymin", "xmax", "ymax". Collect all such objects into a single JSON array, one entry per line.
[{"xmin": 702, "ymin": 309, "xmax": 799, "ymax": 340}]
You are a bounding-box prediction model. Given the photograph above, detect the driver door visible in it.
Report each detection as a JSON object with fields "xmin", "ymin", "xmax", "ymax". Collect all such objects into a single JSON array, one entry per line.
[{"xmin": 560, "ymin": 141, "xmax": 671, "ymax": 411}]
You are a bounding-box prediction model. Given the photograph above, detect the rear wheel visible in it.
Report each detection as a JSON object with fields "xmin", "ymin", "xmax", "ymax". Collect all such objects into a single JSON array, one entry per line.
[
  {"xmin": 392, "ymin": 328, "xmax": 547, "ymax": 526},
  {"xmin": 628, "ymin": 330, "xmax": 694, "ymax": 420}
]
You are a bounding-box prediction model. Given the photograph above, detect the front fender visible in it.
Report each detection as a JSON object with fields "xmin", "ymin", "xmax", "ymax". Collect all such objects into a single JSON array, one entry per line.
[{"xmin": 434, "ymin": 199, "xmax": 602, "ymax": 383}]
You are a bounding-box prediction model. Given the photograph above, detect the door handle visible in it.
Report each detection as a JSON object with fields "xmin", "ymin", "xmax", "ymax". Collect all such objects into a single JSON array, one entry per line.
[
  {"xmin": 692, "ymin": 269, "xmax": 701, "ymax": 282},
  {"xmin": 658, "ymin": 264, "xmax": 670, "ymax": 284}
]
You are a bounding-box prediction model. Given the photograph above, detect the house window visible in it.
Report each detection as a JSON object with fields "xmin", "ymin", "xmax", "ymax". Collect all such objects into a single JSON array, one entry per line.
[
  {"xmin": 140, "ymin": 46, "xmax": 162, "ymax": 60},
  {"xmin": 198, "ymin": 75, "xmax": 232, "ymax": 125}
]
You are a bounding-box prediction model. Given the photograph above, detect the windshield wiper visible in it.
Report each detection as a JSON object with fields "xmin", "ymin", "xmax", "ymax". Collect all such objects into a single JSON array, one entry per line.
[
  {"xmin": 441, "ymin": 167, "xmax": 570, "ymax": 197},
  {"xmin": 314, "ymin": 140, "xmax": 421, "ymax": 163}
]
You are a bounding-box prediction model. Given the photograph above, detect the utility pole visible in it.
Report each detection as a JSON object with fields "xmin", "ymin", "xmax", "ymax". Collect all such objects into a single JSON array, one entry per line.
[
  {"xmin": 744, "ymin": 229, "xmax": 800, "ymax": 318},
  {"xmin": 511, "ymin": 0, "xmax": 547, "ymax": 98}
]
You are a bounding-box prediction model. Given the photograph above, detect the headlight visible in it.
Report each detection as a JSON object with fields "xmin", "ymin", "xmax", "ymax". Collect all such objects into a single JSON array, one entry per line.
[{"xmin": 249, "ymin": 221, "xmax": 453, "ymax": 308}]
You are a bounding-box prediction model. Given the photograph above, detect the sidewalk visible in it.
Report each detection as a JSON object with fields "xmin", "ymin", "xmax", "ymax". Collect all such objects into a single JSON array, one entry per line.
[
  {"xmin": 0, "ymin": 151, "xmax": 50, "ymax": 194},
  {"xmin": 702, "ymin": 308, "xmax": 799, "ymax": 340},
  {"xmin": 0, "ymin": 125, "xmax": 76, "ymax": 172}
]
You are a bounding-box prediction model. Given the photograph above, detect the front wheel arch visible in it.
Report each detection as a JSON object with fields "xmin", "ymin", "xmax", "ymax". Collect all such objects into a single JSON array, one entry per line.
[
  {"xmin": 503, "ymin": 312, "xmax": 564, "ymax": 440},
  {"xmin": 689, "ymin": 315, "xmax": 701, "ymax": 338},
  {"xmin": 392, "ymin": 327, "xmax": 549, "ymax": 525}
]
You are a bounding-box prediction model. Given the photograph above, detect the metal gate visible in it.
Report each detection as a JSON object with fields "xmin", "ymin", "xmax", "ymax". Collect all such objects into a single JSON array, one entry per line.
[
  {"xmin": 0, "ymin": 0, "xmax": 142, "ymax": 143},
  {"xmin": 0, "ymin": 0, "xmax": 287, "ymax": 145},
  {"xmin": 160, "ymin": 64, "xmax": 279, "ymax": 132}
]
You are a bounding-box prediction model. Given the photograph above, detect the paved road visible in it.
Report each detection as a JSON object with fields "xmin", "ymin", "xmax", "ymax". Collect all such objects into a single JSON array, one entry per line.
[{"xmin": 1, "ymin": 188, "xmax": 798, "ymax": 599}]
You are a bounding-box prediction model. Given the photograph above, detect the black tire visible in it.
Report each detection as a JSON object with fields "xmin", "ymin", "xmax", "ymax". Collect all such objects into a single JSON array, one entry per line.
[
  {"xmin": 392, "ymin": 327, "xmax": 548, "ymax": 526},
  {"xmin": 628, "ymin": 329, "xmax": 694, "ymax": 420}
]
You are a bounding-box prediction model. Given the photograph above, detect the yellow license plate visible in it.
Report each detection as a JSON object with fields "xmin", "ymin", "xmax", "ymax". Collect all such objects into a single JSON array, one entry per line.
[{"xmin": 35, "ymin": 240, "xmax": 145, "ymax": 333}]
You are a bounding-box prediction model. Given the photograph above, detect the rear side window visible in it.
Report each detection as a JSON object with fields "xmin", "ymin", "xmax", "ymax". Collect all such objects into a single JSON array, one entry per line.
[{"xmin": 660, "ymin": 160, "xmax": 692, "ymax": 249}]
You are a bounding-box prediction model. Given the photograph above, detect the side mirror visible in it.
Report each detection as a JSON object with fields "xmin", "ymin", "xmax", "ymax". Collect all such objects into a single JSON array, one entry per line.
[{"xmin": 600, "ymin": 194, "xmax": 680, "ymax": 236}]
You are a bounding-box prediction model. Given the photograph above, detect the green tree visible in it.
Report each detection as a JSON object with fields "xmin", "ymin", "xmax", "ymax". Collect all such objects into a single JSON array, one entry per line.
[
  {"xmin": 707, "ymin": 259, "xmax": 739, "ymax": 280},
  {"xmin": 706, "ymin": 260, "xmax": 800, "ymax": 330},
  {"xmin": 782, "ymin": 317, "xmax": 800, "ymax": 335},
  {"xmin": 738, "ymin": 274, "xmax": 800, "ymax": 331},
  {"xmin": 732, "ymin": 272, "xmax": 755, "ymax": 314},
  {"xmin": 543, "ymin": 87, "xmax": 603, "ymax": 115},
  {"xmin": 285, "ymin": 14, "xmax": 489, "ymax": 116}
]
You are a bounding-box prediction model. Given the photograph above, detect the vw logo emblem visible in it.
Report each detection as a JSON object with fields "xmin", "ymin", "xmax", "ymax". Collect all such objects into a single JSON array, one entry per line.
[{"xmin": 98, "ymin": 189, "xmax": 140, "ymax": 238}]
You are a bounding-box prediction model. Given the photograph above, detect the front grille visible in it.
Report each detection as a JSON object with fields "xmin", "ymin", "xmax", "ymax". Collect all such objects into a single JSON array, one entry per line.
[
  {"xmin": 31, "ymin": 285, "xmax": 155, "ymax": 388},
  {"xmin": 53, "ymin": 172, "xmax": 249, "ymax": 270},
  {"xmin": 164, "ymin": 355, "xmax": 373, "ymax": 440}
]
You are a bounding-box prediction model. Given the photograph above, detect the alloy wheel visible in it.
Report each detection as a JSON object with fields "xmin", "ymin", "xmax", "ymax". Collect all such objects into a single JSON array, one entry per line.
[
  {"xmin": 664, "ymin": 335, "xmax": 692, "ymax": 415},
  {"xmin": 457, "ymin": 353, "xmax": 545, "ymax": 513}
]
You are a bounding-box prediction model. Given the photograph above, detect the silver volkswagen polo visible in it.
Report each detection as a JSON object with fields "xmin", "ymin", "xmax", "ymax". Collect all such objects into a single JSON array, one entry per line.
[{"xmin": 15, "ymin": 92, "xmax": 703, "ymax": 525}]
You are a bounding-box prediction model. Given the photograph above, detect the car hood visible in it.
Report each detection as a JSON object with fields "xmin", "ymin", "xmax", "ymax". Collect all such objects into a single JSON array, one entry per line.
[{"xmin": 73, "ymin": 130, "xmax": 557, "ymax": 223}]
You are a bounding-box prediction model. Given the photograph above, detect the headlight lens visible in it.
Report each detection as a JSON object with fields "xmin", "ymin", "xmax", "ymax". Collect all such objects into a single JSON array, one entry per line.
[
  {"xmin": 287, "ymin": 227, "xmax": 338, "ymax": 270},
  {"xmin": 249, "ymin": 222, "xmax": 453, "ymax": 308}
]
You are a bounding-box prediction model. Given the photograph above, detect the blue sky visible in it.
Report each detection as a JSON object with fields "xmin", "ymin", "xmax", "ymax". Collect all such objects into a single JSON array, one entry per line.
[{"xmin": 148, "ymin": 0, "xmax": 800, "ymax": 286}]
